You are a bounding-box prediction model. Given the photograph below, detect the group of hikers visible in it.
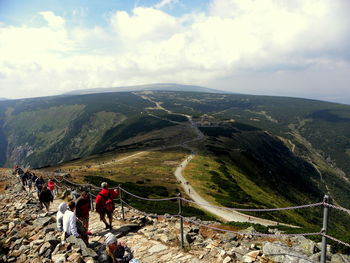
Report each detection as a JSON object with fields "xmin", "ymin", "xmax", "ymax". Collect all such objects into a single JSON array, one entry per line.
[{"xmin": 13, "ymin": 166, "xmax": 136, "ymax": 263}]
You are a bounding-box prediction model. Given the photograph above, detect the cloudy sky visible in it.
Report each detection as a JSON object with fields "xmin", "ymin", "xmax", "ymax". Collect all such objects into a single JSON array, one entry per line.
[{"xmin": 1, "ymin": 0, "xmax": 350, "ymax": 104}]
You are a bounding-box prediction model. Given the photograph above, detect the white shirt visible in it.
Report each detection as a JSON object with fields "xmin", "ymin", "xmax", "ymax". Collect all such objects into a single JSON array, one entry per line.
[
  {"xmin": 62, "ymin": 210, "xmax": 79, "ymax": 237},
  {"xmin": 57, "ymin": 211, "xmax": 64, "ymax": 232}
]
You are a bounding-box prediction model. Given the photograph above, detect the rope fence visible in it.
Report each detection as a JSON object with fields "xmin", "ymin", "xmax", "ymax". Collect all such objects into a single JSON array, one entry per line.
[
  {"xmin": 180, "ymin": 197, "xmax": 324, "ymax": 212},
  {"xmin": 50, "ymin": 173, "xmax": 350, "ymax": 257}
]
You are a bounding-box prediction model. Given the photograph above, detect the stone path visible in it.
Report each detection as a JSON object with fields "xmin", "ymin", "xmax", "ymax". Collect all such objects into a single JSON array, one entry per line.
[{"xmin": 51, "ymin": 196, "xmax": 213, "ymax": 263}]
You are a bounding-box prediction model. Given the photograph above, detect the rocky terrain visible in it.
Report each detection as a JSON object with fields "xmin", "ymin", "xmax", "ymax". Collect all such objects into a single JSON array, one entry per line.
[{"xmin": 0, "ymin": 171, "xmax": 349, "ymax": 263}]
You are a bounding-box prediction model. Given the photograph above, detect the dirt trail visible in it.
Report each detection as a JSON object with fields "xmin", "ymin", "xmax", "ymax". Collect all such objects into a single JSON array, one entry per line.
[{"xmin": 137, "ymin": 94, "xmax": 294, "ymax": 227}]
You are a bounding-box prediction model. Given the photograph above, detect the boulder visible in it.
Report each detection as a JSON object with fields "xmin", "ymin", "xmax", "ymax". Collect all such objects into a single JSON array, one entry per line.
[
  {"xmin": 263, "ymin": 241, "xmax": 312, "ymax": 263},
  {"xmin": 33, "ymin": 217, "xmax": 52, "ymax": 227}
]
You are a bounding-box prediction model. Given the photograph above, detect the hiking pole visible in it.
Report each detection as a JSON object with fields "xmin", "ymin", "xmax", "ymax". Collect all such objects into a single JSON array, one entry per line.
[
  {"xmin": 178, "ymin": 192, "xmax": 184, "ymax": 249},
  {"xmin": 119, "ymin": 184, "xmax": 125, "ymax": 221},
  {"xmin": 320, "ymin": 195, "xmax": 329, "ymax": 263}
]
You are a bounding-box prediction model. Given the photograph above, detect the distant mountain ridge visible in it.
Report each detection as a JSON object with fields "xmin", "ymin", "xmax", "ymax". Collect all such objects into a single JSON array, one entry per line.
[{"xmin": 63, "ymin": 83, "xmax": 233, "ymax": 95}]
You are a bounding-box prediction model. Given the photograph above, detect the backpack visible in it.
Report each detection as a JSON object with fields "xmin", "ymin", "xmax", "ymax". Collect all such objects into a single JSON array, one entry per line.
[{"xmin": 99, "ymin": 191, "xmax": 115, "ymax": 213}]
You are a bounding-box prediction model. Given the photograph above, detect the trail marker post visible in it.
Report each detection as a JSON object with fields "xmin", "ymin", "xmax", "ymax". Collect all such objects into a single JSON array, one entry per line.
[
  {"xmin": 178, "ymin": 192, "xmax": 184, "ymax": 249},
  {"xmin": 320, "ymin": 195, "xmax": 329, "ymax": 263}
]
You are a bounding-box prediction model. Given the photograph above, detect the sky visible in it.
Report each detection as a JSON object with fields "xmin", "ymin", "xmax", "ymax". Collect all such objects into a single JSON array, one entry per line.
[{"xmin": 1, "ymin": 0, "xmax": 350, "ymax": 104}]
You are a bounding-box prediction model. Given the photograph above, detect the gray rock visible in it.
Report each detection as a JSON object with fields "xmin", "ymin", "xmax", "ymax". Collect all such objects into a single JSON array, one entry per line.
[
  {"xmin": 148, "ymin": 244, "xmax": 168, "ymax": 253},
  {"xmin": 263, "ymin": 241, "xmax": 314, "ymax": 263},
  {"xmin": 39, "ymin": 241, "xmax": 52, "ymax": 256},
  {"xmin": 45, "ymin": 233, "xmax": 59, "ymax": 247},
  {"xmin": 33, "ymin": 217, "xmax": 52, "ymax": 227},
  {"xmin": 222, "ymin": 233, "xmax": 238, "ymax": 243},
  {"xmin": 293, "ymin": 236, "xmax": 317, "ymax": 256},
  {"xmin": 331, "ymin": 253, "xmax": 350, "ymax": 263},
  {"xmin": 65, "ymin": 236, "xmax": 97, "ymax": 257}
]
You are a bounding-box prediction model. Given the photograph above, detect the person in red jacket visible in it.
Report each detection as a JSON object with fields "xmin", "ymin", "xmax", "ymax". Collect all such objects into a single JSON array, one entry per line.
[
  {"xmin": 96, "ymin": 182, "xmax": 119, "ymax": 230},
  {"xmin": 47, "ymin": 179, "xmax": 55, "ymax": 197},
  {"xmin": 76, "ymin": 191, "xmax": 92, "ymax": 235}
]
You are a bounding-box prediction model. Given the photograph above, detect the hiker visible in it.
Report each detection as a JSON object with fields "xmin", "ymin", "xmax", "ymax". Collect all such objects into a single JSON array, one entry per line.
[
  {"xmin": 35, "ymin": 176, "xmax": 45, "ymax": 198},
  {"xmin": 47, "ymin": 179, "xmax": 55, "ymax": 197},
  {"xmin": 76, "ymin": 191, "xmax": 92, "ymax": 235},
  {"xmin": 57, "ymin": 202, "xmax": 68, "ymax": 232},
  {"xmin": 39, "ymin": 185, "xmax": 54, "ymax": 212},
  {"xmin": 63, "ymin": 201, "xmax": 79, "ymax": 238},
  {"xmin": 15, "ymin": 166, "xmax": 25, "ymax": 187},
  {"xmin": 71, "ymin": 189, "xmax": 80, "ymax": 200},
  {"xmin": 96, "ymin": 182, "xmax": 119, "ymax": 230},
  {"xmin": 63, "ymin": 200, "xmax": 88, "ymax": 244},
  {"xmin": 25, "ymin": 170, "xmax": 33, "ymax": 190},
  {"xmin": 98, "ymin": 232, "xmax": 133, "ymax": 263}
]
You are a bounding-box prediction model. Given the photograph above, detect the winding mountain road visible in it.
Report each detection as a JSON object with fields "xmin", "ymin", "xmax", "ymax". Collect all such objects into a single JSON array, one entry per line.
[{"xmin": 139, "ymin": 94, "xmax": 292, "ymax": 226}]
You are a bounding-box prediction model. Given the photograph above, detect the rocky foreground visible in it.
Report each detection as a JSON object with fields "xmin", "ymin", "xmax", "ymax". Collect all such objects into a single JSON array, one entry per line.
[{"xmin": 0, "ymin": 173, "xmax": 349, "ymax": 262}]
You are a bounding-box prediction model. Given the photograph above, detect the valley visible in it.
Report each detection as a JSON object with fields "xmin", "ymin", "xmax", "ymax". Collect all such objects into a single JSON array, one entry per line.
[{"xmin": 1, "ymin": 89, "xmax": 350, "ymax": 247}]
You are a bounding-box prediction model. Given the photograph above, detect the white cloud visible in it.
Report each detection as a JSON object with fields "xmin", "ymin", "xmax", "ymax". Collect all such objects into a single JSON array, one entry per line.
[
  {"xmin": 39, "ymin": 11, "xmax": 66, "ymax": 28},
  {"xmin": 1, "ymin": 0, "xmax": 350, "ymax": 103},
  {"xmin": 154, "ymin": 0, "xmax": 180, "ymax": 9}
]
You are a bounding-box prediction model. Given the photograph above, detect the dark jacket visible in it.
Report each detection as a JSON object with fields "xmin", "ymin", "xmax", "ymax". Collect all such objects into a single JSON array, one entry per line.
[
  {"xmin": 39, "ymin": 189, "xmax": 54, "ymax": 203},
  {"xmin": 76, "ymin": 196, "xmax": 91, "ymax": 218}
]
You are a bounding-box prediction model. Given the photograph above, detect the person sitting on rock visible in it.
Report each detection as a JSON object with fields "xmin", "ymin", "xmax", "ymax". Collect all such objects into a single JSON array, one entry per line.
[
  {"xmin": 63, "ymin": 200, "xmax": 80, "ymax": 238},
  {"xmin": 76, "ymin": 190, "xmax": 92, "ymax": 235},
  {"xmin": 39, "ymin": 185, "xmax": 54, "ymax": 212},
  {"xmin": 63, "ymin": 200, "xmax": 89, "ymax": 244},
  {"xmin": 98, "ymin": 233, "xmax": 133, "ymax": 263},
  {"xmin": 56, "ymin": 202, "xmax": 67, "ymax": 232},
  {"xmin": 96, "ymin": 182, "xmax": 119, "ymax": 230}
]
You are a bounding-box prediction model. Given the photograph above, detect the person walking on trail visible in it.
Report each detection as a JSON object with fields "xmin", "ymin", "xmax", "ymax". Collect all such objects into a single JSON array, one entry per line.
[
  {"xmin": 39, "ymin": 185, "xmax": 54, "ymax": 212},
  {"xmin": 47, "ymin": 179, "xmax": 55, "ymax": 197},
  {"xmin": 76, "ymin": 191, "xmax": 92, "ymax": 235},
  {"xmin": 57, "ymin": 202, "xmax": 67, "ymax": 232},
  {"xmin": 35, "ymin": 175, "xmax": 45, "ymax": 198},
  {"xmin": 96, "ymin": 182, "xmax": 119, "ymax": 230},
  {"xmin": 25, "ymin": 170, "xmax": 33, "ymax": 190},
  {"xmin": 98, "ymin": 232, "xmax": 134, "ymax": 263}
]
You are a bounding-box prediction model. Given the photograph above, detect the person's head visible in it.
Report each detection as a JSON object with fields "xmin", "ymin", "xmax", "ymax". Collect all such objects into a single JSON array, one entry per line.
[
  {"xmin": 68, "ymin": 200, "xmax": 76, "ymax": 211},
  {"xmin": 58, "ymin": 202, "xmax": 67, "ymax": 214},
  {"xmin": 101, "ymin": 182, "xmax": 108, "ymax": 189},
  {"xmin": 81, "ymin": 191, "xmax": 88, "ymax": 198},
  {"xmin": 42, "ymin": 185, "xmax": 48, "ymax": 191},
  {"xmin": 104, "ymin": 233, "xmax": 119, "ymax": 250}
]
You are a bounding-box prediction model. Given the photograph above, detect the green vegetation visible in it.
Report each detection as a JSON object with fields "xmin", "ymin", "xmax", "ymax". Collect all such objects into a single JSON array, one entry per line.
[{"xmin": 2, "ymin": 89, "xmax": 350, "ymax": 247}]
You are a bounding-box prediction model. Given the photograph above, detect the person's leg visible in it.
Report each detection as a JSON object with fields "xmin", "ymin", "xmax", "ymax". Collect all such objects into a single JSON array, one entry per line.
[
  {"xmin": 99, "ymin": 212, "xmax": 109, "ymax": 228},
  {"xmin": 107, "ymin": 213, "xmax": 113, "ymax": 229}
]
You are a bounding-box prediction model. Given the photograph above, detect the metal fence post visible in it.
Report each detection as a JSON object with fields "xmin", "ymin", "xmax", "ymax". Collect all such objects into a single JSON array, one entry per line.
[
  {"xmin": 89, "ymin": 186, "xmax": 94, "ymax": 211},
  {"xmin": 178, "ymin": 193, "xmax": 184, "ymax": 249},
  {"xmin": 119, "ymin": 185, "xmax": 125, "ymax": 221},
  {"xmin": 321, "ymin": 195, "xmax": 329, "ymax": 263}
]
